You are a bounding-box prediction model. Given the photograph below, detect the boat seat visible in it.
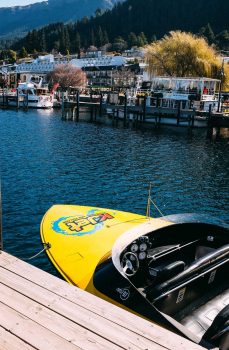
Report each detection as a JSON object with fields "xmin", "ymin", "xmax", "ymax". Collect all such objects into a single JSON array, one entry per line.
[
  {"xmin": 201, "ymin": 304, "xmax": 229, "ymax": 349},
  {"xmin": 146, "ymin": 244, "xmax": 229, "ymax": 302},
  {"xmin": 145, "ymin": 260, "xmax": 185, "ymax": 294}
]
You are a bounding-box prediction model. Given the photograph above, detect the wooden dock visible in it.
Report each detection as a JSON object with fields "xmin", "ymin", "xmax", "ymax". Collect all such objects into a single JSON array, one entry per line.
[
  {"xmin": 61, "ymin": 93, "xmax": 229, "ymax": 129},
  {"xmin": 0, "ymin": 251, "xmax": 205, "ymax": 350}
]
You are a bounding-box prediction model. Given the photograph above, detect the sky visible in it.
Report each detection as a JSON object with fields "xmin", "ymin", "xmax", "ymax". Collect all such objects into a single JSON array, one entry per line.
[{"xmin": 0, "ymin": 0, "xmax": 44, "ymax": 7}]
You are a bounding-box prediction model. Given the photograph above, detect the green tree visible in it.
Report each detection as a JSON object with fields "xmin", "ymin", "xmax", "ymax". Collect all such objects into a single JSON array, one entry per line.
[
  {"xmin": 96, "ymin": 26, "xmax": 103, "ymax": 47},
  {"xmin": 113, "ymin": 36, "xmax": 127, "ymax": 52},
  {"xmin": 0, "ymin": 49, "xmax": 16, "ymax": 62},
  {"xmin": 103, "ymin": 30, "xmax": 109, "ymax": 45},
  {"xmin": 19, "ymin": 47, "xmax": 28, "ymax": 58},
  {"xmin": 90, "ymin": 29, "xmax": 95, "ymax": 46},
  {"xmin": 216, "ymin": 30, "xmax": 229, "ymax": 51},
  {"xmin": 75, "ymin": 32, "xmax": 81, "ymax": 55},
  {"xmin": 8, "ymin": 50, "xmax": 17, "ymax": 63},
  {"xmin": 199, "ymin": 23, "xmax": 215, "ymax": 44},
  {"xmin": 128, "ymin": 32, "xmax": 138, "ymax": 47},
  {"xmin": 137, "ymin": 32, "xmax": 148, "ymax": 46},
  {"xmin": 41, "ymin": 29, "xmax": 47, "ymax": 52}
]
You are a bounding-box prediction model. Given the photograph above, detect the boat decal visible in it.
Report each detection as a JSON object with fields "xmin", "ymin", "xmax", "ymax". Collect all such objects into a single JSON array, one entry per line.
[
  {"xmin": 176, "ymin": 287, "xmax": 186, "ymax": 304},
  {"xmin": 52, "ymin": 210, "xmax": 115, "ymax": 236},
  {"xmin": 208, "ymin": 270, "xmax": 216, "ymax": 284},
  {"xmin": 116, "ymin": 287, "xmax": 130, "ymax": 301}
]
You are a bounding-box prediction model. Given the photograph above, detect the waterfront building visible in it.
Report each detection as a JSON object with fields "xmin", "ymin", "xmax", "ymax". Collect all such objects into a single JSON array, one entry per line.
[{"xmin": 0, "ymin": 52, "xmax": 141, "ymax": 89}]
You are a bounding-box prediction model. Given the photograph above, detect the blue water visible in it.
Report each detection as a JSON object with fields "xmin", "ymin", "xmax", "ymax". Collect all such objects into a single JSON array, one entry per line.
[{"xmin": 1, "ymin": 109, "xmax": 229, "ymax": 275}]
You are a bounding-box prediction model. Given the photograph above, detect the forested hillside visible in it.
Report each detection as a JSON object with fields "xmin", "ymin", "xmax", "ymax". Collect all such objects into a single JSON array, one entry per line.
[{"xmin": 12, "ymin": 0, "xmax": 229, "ymax": 54}]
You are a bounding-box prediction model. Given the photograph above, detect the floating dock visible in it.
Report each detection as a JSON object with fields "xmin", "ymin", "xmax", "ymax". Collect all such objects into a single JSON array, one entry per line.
[{"xmin": 0, "ymin": 251, "xmax": 205, "ymax": 350}]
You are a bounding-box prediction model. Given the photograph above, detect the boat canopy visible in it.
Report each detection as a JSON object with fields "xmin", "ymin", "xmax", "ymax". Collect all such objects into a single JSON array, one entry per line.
[{"xmin": 151, "ymin": 77, "xmax": 220, "ymax": 95}]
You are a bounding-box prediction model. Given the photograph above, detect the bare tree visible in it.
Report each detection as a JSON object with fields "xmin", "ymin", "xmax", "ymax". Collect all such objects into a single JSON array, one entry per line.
[
  {"xmin": 112, "ymin": 67, "xmax": 136, "ymax": 87},
  {"xmin": 49, "ymin": 64, "xmax": 87, "ymax": 90}
]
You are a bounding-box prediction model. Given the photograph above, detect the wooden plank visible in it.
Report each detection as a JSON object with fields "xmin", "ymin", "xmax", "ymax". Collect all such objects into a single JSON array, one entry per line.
[
  {"xmin": 0, "ymin": 303, "xmax": 81, "ymax": 350},
  {"xmin": 0, "ymin": 252, "xmax": 204, "ymax": 349},
  {"xmin": 0, "ymin": 325, "xmax": 36, "ymax": 350},
  {"xmin": 0, "ymin": 266, "xmax": 165, "ymax": 350},
  {"xmin": 0, "ymin": 282, "xmax": 121, "ymax": 350}
]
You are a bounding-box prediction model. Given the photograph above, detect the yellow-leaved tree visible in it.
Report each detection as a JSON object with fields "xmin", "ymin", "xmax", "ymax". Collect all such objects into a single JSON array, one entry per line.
[{"xmin": 145, "ymin": 31, "xmax": 229, "ymax": 89}]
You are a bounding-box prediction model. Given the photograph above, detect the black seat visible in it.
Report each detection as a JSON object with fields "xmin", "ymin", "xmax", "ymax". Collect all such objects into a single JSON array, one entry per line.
[
  {"xmin": 146, "ymin": 244, "xmax": 229, "ymax": 302},
  {"xmin": 145, "ymin": 260, "xmax": 185, "ymax": 297}
]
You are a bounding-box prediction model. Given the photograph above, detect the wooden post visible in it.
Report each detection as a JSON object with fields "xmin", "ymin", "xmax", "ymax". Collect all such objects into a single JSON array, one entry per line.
[
  {"xmin": 17, "ymin": 88, "xmax": 20, "ymax": 109},
  {"xmin": 26, "ymin": 90, "xmax": 29, "ymax": 109},
  {"xmin": 61, "ymin": 91, "xmax": 65, "ymax": 118},
  {"xmin": 207, "ymin": 104, "xmax": 212, "ymax": 128},
  {"xmin": 2, "ymin": 89, "xmax": 5, "ymax": 107},
  {"xmin": 99, "ymin": 93, "xmax": 103, "ymax": 116},
  {"xmin": 191, "ymin": 112, "xmax": 195, "ymax": 128},
  {"xmin": 90, "ymin": 107, "xmax": 93, "ymax": 121},
  {"xmin": 76, "ymin": 90, "xmax": 80, "ymax": 121},
  {"xmin": 143, "ymin": 95, "xmax": 146, "ymax": 122},
  {"xmin": 124, "ymin": 92, "xmax": 127, "ymax": 124},
  {"xmin": 177, "ymin": 101, "xmax": 181, "ymax": 126}
]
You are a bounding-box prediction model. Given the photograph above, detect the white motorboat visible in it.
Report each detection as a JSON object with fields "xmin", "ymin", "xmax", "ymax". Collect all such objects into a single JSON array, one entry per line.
[{"xmin": 0, "ymin": 81, "xmax": 53, "ymax": 109}]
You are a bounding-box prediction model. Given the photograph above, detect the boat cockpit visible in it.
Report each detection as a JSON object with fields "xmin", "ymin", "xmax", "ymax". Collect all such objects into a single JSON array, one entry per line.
[{"xmin": 110, "ymin": 216, "xmax": 229, "ymax": 349}]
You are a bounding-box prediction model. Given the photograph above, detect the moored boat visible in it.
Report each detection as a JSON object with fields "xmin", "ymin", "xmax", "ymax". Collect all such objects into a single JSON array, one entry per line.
[
  {"xmin": 0, "ymin": 81, "xmax": 53, "ymax": 109},
  {"xmin": 41, "ymin": 204, "xmax": 229, "ymax": 349}
]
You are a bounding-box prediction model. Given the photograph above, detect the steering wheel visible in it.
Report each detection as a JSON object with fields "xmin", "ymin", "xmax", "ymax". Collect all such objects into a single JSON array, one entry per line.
[{"xmin": 121, "ymin": 252, "xmax": 139, "ymax": 276}]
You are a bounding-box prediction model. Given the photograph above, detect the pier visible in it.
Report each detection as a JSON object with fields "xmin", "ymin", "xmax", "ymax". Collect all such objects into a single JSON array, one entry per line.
[
  {"xmin": 61, "ymin": 90, "xmax": 229, "ymax": 129},
  {"xmin": 1, "ymin": 87, "xmax": 228, "ymax": 129},
  {"xmin": 0, "ymin": 250, "xmax": 205, "ymax": 350}
]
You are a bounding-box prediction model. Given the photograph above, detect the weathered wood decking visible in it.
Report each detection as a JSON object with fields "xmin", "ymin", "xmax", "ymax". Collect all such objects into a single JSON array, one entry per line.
[{"xmin": 0, "ymin": 251, "xmax": 204, "ymax": 350}]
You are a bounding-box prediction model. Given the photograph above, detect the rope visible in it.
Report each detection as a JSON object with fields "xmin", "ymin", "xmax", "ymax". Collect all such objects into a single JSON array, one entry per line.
[
  {"xmin": 23, "ymin": 242, "xmax": 51, "ymax": 261},
  {"xmin": 149, "ymin": 197, "xmax": 165, "ymax": 217},
  {"xmin": 146, "ymin": 182, "xmax": 165, "ymax": 218}
]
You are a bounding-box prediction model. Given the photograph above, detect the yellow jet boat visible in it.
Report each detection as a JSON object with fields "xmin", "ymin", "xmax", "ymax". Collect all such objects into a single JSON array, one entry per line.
[{"xmin": 41, "ymin": 205, "xmax": 229, "ymax": 350}]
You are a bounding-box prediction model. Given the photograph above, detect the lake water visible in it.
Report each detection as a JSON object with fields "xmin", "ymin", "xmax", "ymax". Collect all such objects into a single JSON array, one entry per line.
[{"xmin": 1, "ymin": 108, "xmax": 229, "ymax": 275}]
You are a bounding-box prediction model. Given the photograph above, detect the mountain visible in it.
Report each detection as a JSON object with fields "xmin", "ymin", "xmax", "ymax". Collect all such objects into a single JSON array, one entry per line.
[
  {"xmin": 12, "ymin": 0, "xmax": 229, "ymax": 54},
  {"xmin": 0, "ymin": 0, "xmax": 123, "ymax": 39}
]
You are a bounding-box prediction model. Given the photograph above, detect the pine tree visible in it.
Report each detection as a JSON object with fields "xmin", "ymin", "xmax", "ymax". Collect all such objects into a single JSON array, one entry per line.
[
  {"xmin": 199, "ymin": 23, "xmax": 215, "ymax": 44},
  {"xmin": 96, "ymin": 26, "xmax": 104, "ymax": 47},
  {"xmin": 41, "ymin": 29, "xmax": 47, "ymax": 52},
  {"xmin": 64, "ymin": 27, "xmax": 70, "ymax": 54},
  {"xmin": 19, "ymin": 47, "xmax": 28, "ymax": 58},
  {"xmin": 103, "ymin": 30, "xmax": 109, "ymax": 45},
  {"xmin": 128, "ymin": 32, "xmax": 138, "ymax": 47},
  {"xmin": 75, "ymin": 32, "xmax": 81, "ymax": 54},
  {"xmin": 90, "ymin": 29, "xmax": 95, "ymax": 46}
]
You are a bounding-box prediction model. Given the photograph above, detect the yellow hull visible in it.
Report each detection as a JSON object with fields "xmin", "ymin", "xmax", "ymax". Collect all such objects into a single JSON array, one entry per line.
[{"xmin": 40, "ymin": 204, "xmax": 149, "ymax": 289}]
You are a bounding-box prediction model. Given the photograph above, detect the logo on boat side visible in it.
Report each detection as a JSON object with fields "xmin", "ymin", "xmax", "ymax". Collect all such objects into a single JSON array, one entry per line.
[
  {"xmin": 116, "ymin": 288, "xmax": 130, "ymax": 301},
  {"xmin": 52, "ymin": 211, "xmax": 115, "ymax": 236}
]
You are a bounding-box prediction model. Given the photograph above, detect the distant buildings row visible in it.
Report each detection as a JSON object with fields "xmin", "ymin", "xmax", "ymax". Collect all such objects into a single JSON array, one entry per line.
[{"xmin": 0, "ymin": 48, "xmax": 149, "ymax": 89}]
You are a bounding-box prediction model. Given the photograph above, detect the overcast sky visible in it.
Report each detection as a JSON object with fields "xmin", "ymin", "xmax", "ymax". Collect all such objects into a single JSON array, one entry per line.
[{"xmin": 0, "ymin": 0, "xmax": 44, "ymax": 7}]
